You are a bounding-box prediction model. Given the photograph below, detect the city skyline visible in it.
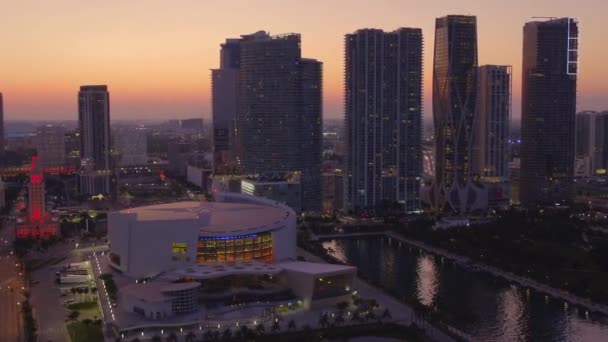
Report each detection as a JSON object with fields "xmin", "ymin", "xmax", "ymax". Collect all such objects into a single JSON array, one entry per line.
[{"xmin": 1, "ymin": 0, "xmax": 607, "ymax": 121}]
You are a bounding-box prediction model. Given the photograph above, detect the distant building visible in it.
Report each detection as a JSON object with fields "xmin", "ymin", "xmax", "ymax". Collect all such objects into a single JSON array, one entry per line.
[
  {"xmin": 237, "ymin": 31, "xmax": 322, "ymax": 212},
  {"xmin": 167, "ymin": 141, "xmax": 192, "ymax": 178},
  {"xmin": 0, "ymin": 92, "xmax": 4, "ymax": 157},
  {"xmin": 432, "ymin": 15, "xmax": 479, "ymax": 213},
  {"xmin": 114, "ymin": 126, "xmax": 148, "ymax": 166},
  {"xmin": 180, "ymin": 118, "xmax": 203, "ymax": 133},
  {"xmin": 322, "ymin": 172, "xmax": 345, "ymax": 214},
  {"xmin": 576, "ymin": 111, "xmax": 608, "ymax": 176},
  {"xmin": 472, "ymin": 65, "xmax": 512, "ymax": 209},
  {"xmin": 0, "ymin": 178, "xmax": 5, "ymax": 210},
  {"xmin": 344, "ymin": 28, "xmax": 423, "ymax": 214},
  {"xmin": 241, "ymin": 178, "xmax": 302, "ymax": 213},
  {"xmin": 520, "ymin": 18, "xmax": 579, "ymax": 207},
  {"xmin": 33, "ymin": 125, "xmax": 66, "ymax": 167},
  {"xmin": 78, "ymin": 85, "xmax": 112, "ymax": 195},
  {"xmin": 212, "ymin": 39, "xmax": 240, "ymax": 173}
]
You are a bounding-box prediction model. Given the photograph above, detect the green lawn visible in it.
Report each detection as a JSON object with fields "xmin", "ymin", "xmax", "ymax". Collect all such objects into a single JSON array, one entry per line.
[
  {"xmin": 67, "ymin": 321, "xmax": 103, "ymax": 342},
  {"xmin": 67, "ymin": 301, "xmax": 98, "ymax": 311}
]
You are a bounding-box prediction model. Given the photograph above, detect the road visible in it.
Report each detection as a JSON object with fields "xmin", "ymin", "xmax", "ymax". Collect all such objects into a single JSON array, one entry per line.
[{"xmin": 0, "ymin": 196, "xmax": 24, "ymax": 342}]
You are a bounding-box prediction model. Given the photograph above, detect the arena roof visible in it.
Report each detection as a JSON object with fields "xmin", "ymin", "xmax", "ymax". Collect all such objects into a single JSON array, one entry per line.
[{"xmin": 118, "ymin": 201, "xmax": 291, "ymax": 235}]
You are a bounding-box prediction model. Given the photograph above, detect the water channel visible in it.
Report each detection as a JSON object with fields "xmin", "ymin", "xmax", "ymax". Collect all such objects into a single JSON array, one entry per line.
[{"xmin": 322, "ymin": 236, "xmax": 608, "ymax": 341}]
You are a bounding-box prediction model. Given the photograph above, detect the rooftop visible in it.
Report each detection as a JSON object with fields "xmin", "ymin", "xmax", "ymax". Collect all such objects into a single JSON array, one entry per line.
[
  {"xmin": 117, "ymin": 201, "xmax": 291, "ymax": 235},
  {"xmin": 165, "ymin": 260, "xmax": 283, "ymax": 280},
  {"xmin": 121, "ymin": 281, "xmax": 200, "ymax": 303}
]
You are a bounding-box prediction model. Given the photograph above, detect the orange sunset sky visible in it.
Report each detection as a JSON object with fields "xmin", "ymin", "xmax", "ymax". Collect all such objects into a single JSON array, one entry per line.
[{"xmin": 1, "ymin": 0, "xmax": 607, "ymax": 122}]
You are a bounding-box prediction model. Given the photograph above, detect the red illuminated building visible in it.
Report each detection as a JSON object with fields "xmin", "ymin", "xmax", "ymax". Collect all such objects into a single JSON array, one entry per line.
[{"xmin": 16, "ymin": 156, "xmax": 60, "ymax": 239}]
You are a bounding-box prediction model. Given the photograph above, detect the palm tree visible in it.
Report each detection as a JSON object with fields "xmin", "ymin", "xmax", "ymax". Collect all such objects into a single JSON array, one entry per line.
[
  {"xmin": 77, "ymin": 287, "xmax": 84, "ymax": 302},
  {"xmin": 68, "ymin": 310, "xmax": 80, "ymax": 323},
  {"xmin": 318, "ymin": 313, "xmax": 329, "ymax": 328},
  {"xmin": 381, "ymin": 308, "xmax": 392, "ymax": 320},
  {"xmin": 334, "ymin": 313, "xmax": 345, "ymax": 326},
  {"xmin": 238, "ymin": 325, "xmax": 250, "ymax": 339},
  {"xmin": 367, "ymin": 311, "xmax": 377, "ymax": 321},
  {"xmin": 287, "ymin": 319, "xmax": 296, "ymax": 331},
  {"xmin": 271, "ymin": 321, "xmax": 281, "ymax": 333},
  {"xmin": 185, "ymin": 331, "xmax": 196, "ymax": 342},
  {"xmin": 221, "ymin": 328, "xmax": 232, "ymax": 341}
]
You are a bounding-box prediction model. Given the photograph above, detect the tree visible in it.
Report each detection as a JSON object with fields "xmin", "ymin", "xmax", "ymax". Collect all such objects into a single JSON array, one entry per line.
[
  {"xmin": 68, "ymin": 310, "xmax": 80, "ymax": 323},
  {"xmin": 381, "ymin": 308, "xmax": 392, "ymax": 320},
  {"xmin": 334, "ymin": 313, "xmax": 345, "ymax": 326},
  {"xmin": 255, "ymin": 323, "xmax": 265, "ymax": 335},
  {"xmin": 271, "ymin": 321, "xmax": 281, "ymax": 333},
  {"xmin": 221, "ymin": 328, "xmax": 232, "ymax": 341},
  {"xmin": 318, "ymin": 313, "xmax": 329, "ymax": 328},
  {"xmin": 185, "ymin": 331, "xmax": 196, "ymax": 342},
  {"xmin": 287, "ymin": 319, "xmax": 296, "ymax": 331},
  {"xmin": 336, "ymin": 301, "xmax": 349, "ymax": 311}
]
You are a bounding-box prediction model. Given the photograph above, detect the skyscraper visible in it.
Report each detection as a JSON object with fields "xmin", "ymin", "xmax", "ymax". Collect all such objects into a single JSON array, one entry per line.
[
  {"xmin": 0, "ymin": 92, "xmax": 4, "ymax": 158},
  {"xmin": 78, "ymin": 85, "xmax": 112, "ymax": 195},
  {"xmin": 520, "ymin": 18, "xmax": 579, "ymax": 207},
  {"xmin": 344, "ymin": 28, "xmax": 423, "ymax": 214},
  {"xmin": 237, "ymin": 31, "xmax": 322, "ymax": 212},
  {"xmin": 432, "ymin": 15, "xmax": 478, "ymax": 212},
  {"xmin": 473, "ymin": 65, "xmax": 511, "ymax": 179},
  {"xmin": 212, "ymin": 39, "xmax": 241, "ymax": 173},
  {"xmin": 575, "ymin": 111, "xmax": 608, "ymax": 175}
]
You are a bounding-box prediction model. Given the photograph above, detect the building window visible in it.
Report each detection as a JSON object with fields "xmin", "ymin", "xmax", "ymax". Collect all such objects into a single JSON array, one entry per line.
[
  {"xmin": 196, "ymin": 232, "xmax": 273, "ymax": 263},
  {"xmin": 172, "ymin": 242, "xmax": 188, "ymax": 254}
]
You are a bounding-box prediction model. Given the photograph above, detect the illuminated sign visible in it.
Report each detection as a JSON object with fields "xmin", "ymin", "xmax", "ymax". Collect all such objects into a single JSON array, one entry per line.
[{"xmin": 172, "ymin": 243, "xmax": 188, "ymax": 254}]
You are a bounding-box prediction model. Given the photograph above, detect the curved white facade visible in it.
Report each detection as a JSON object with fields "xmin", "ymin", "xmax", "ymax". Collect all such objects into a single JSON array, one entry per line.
[{"xmin": 108, "ymin": 193, "xmax": 296, "ymax": 278}]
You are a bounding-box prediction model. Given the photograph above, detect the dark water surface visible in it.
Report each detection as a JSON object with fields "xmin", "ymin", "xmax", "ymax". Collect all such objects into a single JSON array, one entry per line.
[{"xmin": 322, "ymin": 236, "xmax": 608, "ymax": 342}]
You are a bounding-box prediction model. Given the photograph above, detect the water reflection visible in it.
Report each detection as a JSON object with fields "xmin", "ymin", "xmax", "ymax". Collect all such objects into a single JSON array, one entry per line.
[
  {"xmin": 496, "ymin": 285, "xmax": 526, "ymax": 341},
  {"xmin": 416, "ymin": 254, "xmax": 439, "ymax": 307},
  {"xmin": 322, "ymin": 236, "xmax": 608, "ymax": 341}
]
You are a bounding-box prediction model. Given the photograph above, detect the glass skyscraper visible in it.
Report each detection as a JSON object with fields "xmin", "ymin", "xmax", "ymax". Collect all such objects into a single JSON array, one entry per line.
[
  {"xmin": 344, "ymin": 28, "xmax": 423, "ymax": 214},
  {"xmin": 432, "ymin": 15, "xmax": 478, "ymax": 212},
  {"xmin": 237, "ymin": 32, "xmax": 322, "ymax": 212},
  {"xmin": 520, "ymin": 18, "xmax": 578, "ymax": 207}
]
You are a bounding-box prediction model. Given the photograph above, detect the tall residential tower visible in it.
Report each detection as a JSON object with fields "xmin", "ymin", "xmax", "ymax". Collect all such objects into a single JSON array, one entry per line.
[
  {"xmin": 432, "ymin": 15, "xmax": 479, "ymax": 212},
  {"xmin": 236, "ymin": 31, "xmax": 322, "ymax": 212},
  {"xmin": 520, "ymin": 18, "xmax": 579, "ymax": 207},
  {"xmin": 78, "ymin": 85, "xmax": 112, "ymax": 195},
  {"xmin": 212, "ymin": 39, "xmax": 241, "ymax": 173},
  {"xmin": 344, "ymin": 28, "xmax": 423, "ymax": 214}
]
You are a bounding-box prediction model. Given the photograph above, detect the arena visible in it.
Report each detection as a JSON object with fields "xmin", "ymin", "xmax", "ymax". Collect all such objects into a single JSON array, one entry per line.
[{"xmin": 107, "ymin": 193, "xmax": 356, "ymax": 321}]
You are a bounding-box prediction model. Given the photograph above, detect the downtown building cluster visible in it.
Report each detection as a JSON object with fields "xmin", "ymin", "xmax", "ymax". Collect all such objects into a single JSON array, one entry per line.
[{"xmin": 0, "ymin": 16, "xmax": 584, "ymax": 215}]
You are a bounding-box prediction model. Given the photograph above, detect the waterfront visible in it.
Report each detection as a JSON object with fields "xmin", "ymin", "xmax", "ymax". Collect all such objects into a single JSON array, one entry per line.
[{"xmin": 322, "ymin": 236, "xmax": 608, "ymax": 342}]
